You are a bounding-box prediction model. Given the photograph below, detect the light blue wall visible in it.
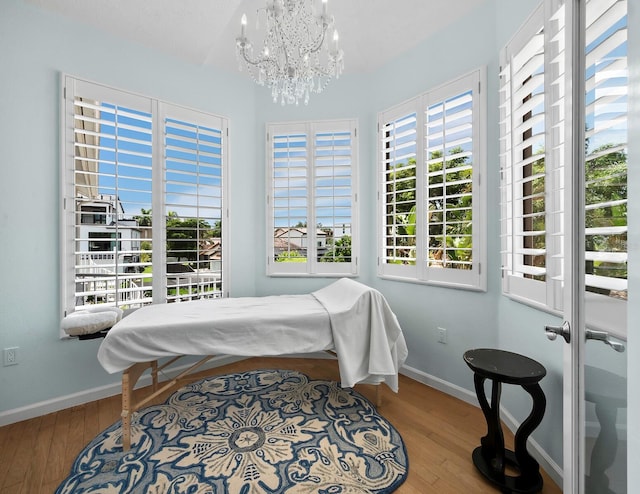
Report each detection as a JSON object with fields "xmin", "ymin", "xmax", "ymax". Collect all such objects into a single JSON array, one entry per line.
[
  {"xmin": 0, "ymin": 0, "xmax": 258, "ymax": 410},
  {"xmin": 2, "ymin": 0, "xmax": 637, "ymax": 485}
]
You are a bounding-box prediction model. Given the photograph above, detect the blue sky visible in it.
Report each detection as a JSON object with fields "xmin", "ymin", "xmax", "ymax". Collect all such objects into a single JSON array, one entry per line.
[{"xmin": 95, "ymin": 106, "xmax": 224, "ymax": 224}]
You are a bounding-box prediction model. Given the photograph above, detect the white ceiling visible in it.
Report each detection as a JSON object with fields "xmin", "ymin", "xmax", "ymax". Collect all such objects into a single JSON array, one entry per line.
[{"xmin": 25, "ymin": 0, "xmax": 487, "ymax": 75}]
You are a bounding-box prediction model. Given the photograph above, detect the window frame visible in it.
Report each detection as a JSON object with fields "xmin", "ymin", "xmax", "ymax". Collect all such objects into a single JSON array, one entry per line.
[
  {"xmin": 499, "ymin": 3, "xmax": 558, "ymax": 311},
  {"xmin": 499, "ymin": 1, "xmax": 629, "ymax": 338},
  {"xmin": 266, "ymin": 119, "xmax": 359, "ymax": 277},
  {"xmin": 60, "ymin": 75, "xmax": 229, "ymax": 331},
  {"xmin": 377, "ymin": 68, "xmax": 487, "ymax": 291}
]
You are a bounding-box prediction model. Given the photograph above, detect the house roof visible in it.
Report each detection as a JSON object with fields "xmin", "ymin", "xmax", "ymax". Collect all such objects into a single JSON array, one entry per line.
[{"xmin": 274, "ymin": 227, "xmax": 327, "ymax": 237}]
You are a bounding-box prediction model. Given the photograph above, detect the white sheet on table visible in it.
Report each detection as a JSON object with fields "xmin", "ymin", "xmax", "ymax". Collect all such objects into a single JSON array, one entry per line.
[
  {"xmin": 97, "ymin": 294, "xmax": 333, "ymax": 374},
  {"xmin": 312, "ymin": 278, "xmax": 408, "ymax": 392},
  {"xmin": 97, "ymin": 279, "xmax": 408, "ymax": 393}
]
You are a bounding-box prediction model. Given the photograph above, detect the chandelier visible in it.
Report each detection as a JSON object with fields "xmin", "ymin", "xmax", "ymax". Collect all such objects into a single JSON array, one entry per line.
[{"xmin": 235, "ymin": 0, "xmax": 344, "ymax": 106}]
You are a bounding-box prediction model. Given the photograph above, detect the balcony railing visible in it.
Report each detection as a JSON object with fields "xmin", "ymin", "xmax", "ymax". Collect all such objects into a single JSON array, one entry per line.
[{"xmin": 74, "ymin": 253, "xmax": 222, "ymax": 308}]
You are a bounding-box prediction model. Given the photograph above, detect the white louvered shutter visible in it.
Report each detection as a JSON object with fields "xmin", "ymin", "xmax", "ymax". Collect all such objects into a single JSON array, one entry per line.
[
  {"xmin": 378, "ymin": 101, "xmax": 419, "ymax": 279},
  {"xmin": 64, "ymin": 80, "xmax": 154, "ymax": 312},
  {"xmin": 426, "ymin": 90, "xmax": 474, "ymax": 270},
  {"xmin": 269, "ymin": 126, "xmax": 310, "ymax": 274},
  {"xmin": 583, "ymin": 0, "xmax": 628, "ymax": 335},
  {"xmin": 162, "ymin": 105, "xmax": 227, "ymax": 301},
  {"xmin": 500, "ymin": 0, "xmax": 627, "ymax": 332},
  {"xmin": 62, "ymin": 76, "xmax": 229, "ymax": 319},
  {"xmin": 500, "ymin": 4, "xmax": 550, "ymax": 306},
  {"xmin": 378, "ymin": 70, "xmax": 486, "ymax": 289},
  {"xmin": 267, "ymin": 120, "xmax": 358, "ymax": 276},
  {"xmin": 584, "ymin": 0, "xmax": 628, "ymax": 297},
  {"xmin": 423, "ymin": 70, "xmax": 484, "ymax": 289},
  {"xmin": 313, "ymin": 122, "xmax": 358, "ymax": 275}
]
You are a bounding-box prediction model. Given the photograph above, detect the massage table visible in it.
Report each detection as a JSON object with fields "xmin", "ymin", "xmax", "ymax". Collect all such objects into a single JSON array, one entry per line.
[{"xmin": 94, "ymin": 278, "xmax": 408, "ymax": 450}]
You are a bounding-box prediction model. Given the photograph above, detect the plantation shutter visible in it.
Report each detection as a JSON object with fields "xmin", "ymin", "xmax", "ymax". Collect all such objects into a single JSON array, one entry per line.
[
  {"xmin": 378, "ymin": 69, "xmax": 486, "ymax": 290},
  {"xmin": 268, "ymin": 126, "xmax": 309, "ymax": 274},
  {"xmin": 500, "ymin": 4, "xmax": 550, "ymax": 306},
  {"xmin": 313, "ymin": 121, "xmax": 358, "ymax": 275},
  {"xmin": 424, "ymin": 71, "xmax": 483, "ymax": 288},
  {"xmin": 500, "ymin": 0, "xmax": 627, "ymax": 331},
  {"xmin": 545, "ymin": 0, "xmax": 567, "ymax": 311},
  {"xmin": 62, "ymin": 76, "xmax": 229, "ymax": 321},
  {"xmin": 63, "ymin": 79, "xmax": 154, "ymax": 312},
  {"xmin": 426, "ymin": 91, "xmax": 474, "ymax": 269},
  {"xmin": 584, "ymin": 0, "xmax": 628, "ymax": 297},
  {"xmin": 162, "ymin": 105, "xmax": 227, "ymax": 301},
  {"xmin": 378, "ymin": 101, "xmax": 418, "ymax": 279},
  {"xmin": 267, "ymin": 120, "xmax": 357, "ymax": 276}
]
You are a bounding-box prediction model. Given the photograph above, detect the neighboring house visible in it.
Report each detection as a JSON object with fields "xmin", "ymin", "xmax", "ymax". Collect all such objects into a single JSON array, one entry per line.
[
  {"xmin": 273, "ymin": 227, "xmax": 328, "ymax": 259},
  {"xmin": 200, "ymin": 238, "xmax": 223, "ymax": 273},
  {"xmin": 76, "ymin": 194, "xmax": 142, "ymax": 273}
]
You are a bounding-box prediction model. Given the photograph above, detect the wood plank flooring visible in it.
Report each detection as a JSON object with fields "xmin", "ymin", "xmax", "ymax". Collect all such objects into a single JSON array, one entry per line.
[{"xmin": 0, "ymin": 357, "xmax": 562, "ymax": 493}]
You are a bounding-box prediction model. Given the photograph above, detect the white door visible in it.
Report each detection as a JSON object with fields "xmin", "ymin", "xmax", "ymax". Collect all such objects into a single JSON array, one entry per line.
[{"xmin": 545, "ymin": 1, "xmax": 629, "ymax": 492}]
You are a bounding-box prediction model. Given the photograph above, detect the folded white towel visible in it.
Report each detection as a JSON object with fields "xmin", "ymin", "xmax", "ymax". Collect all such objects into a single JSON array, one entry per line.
[{"xmin": 61, "ymin": 306, "xmax": 124, "ymax": 336}]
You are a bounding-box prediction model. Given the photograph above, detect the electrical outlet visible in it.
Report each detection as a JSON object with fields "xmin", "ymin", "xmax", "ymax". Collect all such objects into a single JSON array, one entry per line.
[
  {"xmin": 3, "ymin": 347, "xmax": 19, "ymax": 366},
  {"xmin": 437, "ymin": 327, "xmax": 447, "ymax": 344}
]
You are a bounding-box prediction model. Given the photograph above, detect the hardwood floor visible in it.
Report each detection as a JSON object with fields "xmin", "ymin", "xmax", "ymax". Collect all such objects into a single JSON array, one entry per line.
[{"xmin": 0, "ymin": 357, "xmax": 562, "ymax": 493}]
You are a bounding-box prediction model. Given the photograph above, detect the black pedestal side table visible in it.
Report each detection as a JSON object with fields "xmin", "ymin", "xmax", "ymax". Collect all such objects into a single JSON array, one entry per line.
[{"xmin": 463, "ymin": 348, "xmax": 547, "ymax": 494}]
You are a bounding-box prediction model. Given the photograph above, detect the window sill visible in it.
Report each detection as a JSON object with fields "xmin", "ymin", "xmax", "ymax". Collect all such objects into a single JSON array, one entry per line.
[
  {"xmin": 268, "ymin": 273, "xmax": 359, "ymax": 279},
  {"xmin": 377, "ymin": 273, "xmax": 487, "ymax": 293}
]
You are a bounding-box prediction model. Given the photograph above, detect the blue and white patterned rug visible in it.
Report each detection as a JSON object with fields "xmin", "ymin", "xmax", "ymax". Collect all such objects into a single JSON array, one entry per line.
[{"xmin": 56, "ymin": 369, "xmax": 408, "ymax": 493}]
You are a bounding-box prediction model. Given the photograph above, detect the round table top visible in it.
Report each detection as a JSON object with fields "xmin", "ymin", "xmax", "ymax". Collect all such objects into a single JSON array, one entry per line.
[{"xmin": 463, "ymin": 348, "xmax": 546, "ymax": 385}]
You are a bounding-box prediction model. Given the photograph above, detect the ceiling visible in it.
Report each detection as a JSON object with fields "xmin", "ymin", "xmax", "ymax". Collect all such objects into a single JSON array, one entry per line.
[{"xmin": 25, "ymin": 0, "xmax": 487, "ymax": 75}]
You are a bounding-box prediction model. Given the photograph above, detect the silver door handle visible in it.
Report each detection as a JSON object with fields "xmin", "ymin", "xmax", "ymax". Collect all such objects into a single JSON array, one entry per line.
[
  {"xmin": 545, "ymin": 321, "xmax": 571, "ymax": 344},
  {"xmin": 585, "ymin": 329, "xmax": 625, "ymax": 353}
]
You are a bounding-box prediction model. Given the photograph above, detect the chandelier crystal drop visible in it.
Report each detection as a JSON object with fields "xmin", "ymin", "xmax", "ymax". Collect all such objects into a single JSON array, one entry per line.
[{"xmin": 235, "ymin": 0, "xmax": 344, "ymax": 106}]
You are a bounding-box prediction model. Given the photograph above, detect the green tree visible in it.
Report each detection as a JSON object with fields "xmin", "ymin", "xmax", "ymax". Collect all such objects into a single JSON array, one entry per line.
[
  {"xmin": 140, "ymin": 241, "xmax": 152, "ymax": 264},
  {"xmin": 386, "ymin": 158, "xmax": 417, "ymax": 263},
  {"xmin": 385, "ymin": 146, "xmax": 474, "ymax": 268},
  {"xmin": 427, "ymin": 146, "xmax": 473, "ymax": 269},
  {"xmin": 134, "ymin": 208, "xmax": 219, "ymax": 268},
  {"xmin": 321, "ymin": 235, "xmax": 351, "ymax": 262},
  {"xmin": 211, "ymin": 220, "xmax": 222, "ymax": 238},
  {"xmin": 166, "ymin": 215, "xmax": 214, "ymax": 263},
  {"xmin": 585, "ymin": 143, "xmax": 627, "ymax": 294},
  {"xmin": 133, "ymin": 208, "xmax": 152, "ymax": 227}
]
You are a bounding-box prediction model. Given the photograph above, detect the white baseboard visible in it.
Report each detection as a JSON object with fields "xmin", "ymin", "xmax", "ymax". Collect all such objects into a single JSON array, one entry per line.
[
  {"xmin": 399, "ymin": 364, "xmax": 564, "ymax": 488},
  {"xmin": 0, "ymin": 355, "xmax": 245, "ymax": 427}
]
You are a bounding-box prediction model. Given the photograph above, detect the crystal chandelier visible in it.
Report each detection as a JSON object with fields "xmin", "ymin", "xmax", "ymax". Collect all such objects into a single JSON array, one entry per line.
[{"xmin": 235, "ymin": 0, "xmax": 344, "ymax": 106}]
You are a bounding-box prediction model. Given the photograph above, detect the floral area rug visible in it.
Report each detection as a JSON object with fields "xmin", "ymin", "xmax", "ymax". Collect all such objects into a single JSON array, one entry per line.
[{"xmin": 56, "ymin": 369, "xmax": 408, "ymax": 493}]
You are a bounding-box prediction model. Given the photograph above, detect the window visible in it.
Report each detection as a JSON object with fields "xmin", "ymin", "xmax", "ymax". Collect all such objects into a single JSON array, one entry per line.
[
  {"xmin": 377, "ymin": 69, "xmax": 487, "ymax": 290},
  {"xmin": 266, "ymin": 120, "xmax": 358, "ymax": 276},
  {"xmin": 500, "ymin": 0, "xmax": 628, "ymax": 334},
  {"xmin": 499, "ymin": 4, "xmax": 559, "ymax": 308},
  {"xmin": 61, "ymin": 76, "xmax": 228, "ymax": 317},
  {"xmin": 89, "ymin": 232, "xmax": 122, "ymax": 252}
]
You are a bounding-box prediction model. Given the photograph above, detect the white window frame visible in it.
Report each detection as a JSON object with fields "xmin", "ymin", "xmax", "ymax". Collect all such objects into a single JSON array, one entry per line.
[
  {"xmin": 377, "ymin": 68, "xmax": 487, "ymax": 291},
  {"xmin": 500, "ymin": 1, "xmax": 628, "ymax": 338},
  {"xmin": 500, "ymin": 3, "xmax": 560, "ymax": 311},
  {"xmin": 60, "ymin": 75, "xmax": 229, "ymax": 330},
  {"xmin": 266, "ymin": 119, "xmax": 359, "ymax": 277}
]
